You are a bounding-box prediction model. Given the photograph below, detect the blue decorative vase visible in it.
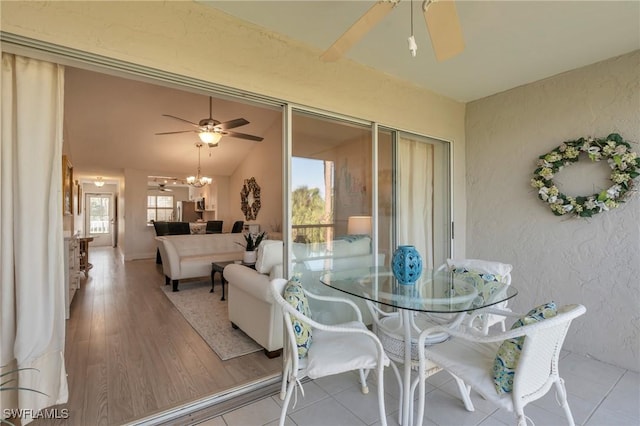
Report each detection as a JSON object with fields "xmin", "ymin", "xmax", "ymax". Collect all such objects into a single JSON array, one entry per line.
[{"xmin": 392, "ymin": 245, "xmax": 423, "ymax": 285}]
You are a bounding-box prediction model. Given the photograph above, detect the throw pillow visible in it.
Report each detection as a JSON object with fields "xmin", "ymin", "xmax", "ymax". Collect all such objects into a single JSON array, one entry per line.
[
  {"xmin": 283, "ymin": 277, "xmax": 313, "ymax": 358},
  {"xmin": 255, "ymin": 240, "xmax": 283, "ymax": 274},
  {"xmin": 452, "ymin": 267, "xmax": 503, "ymax": 308},
  {"xmin": 492, "ymin": 301, "xmax": 558, "ymax": 395}
]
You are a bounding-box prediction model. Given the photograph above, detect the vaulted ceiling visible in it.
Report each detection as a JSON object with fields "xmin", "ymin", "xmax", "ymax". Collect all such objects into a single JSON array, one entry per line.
[{"xmin": 65, "ymin": 67, "xmax": 282, "ymax": 184}]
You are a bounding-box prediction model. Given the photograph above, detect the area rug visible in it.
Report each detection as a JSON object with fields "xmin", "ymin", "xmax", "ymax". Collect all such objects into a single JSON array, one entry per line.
[{"xmin": 161, "ymin": 280, "xmax": 262, "ymax": 360}]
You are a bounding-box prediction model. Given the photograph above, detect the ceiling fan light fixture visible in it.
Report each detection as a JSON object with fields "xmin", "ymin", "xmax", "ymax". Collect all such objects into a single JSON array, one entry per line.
[{"xmin": 198, "ymin": 131, "xmax": 222, "ymax": 145}]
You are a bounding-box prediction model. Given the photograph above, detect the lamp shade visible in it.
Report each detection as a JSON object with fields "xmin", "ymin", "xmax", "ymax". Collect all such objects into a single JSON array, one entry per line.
[
  {"xmin": 198, "ymin": 131, "xmax": 222, "ymax": 145},
  {"xmin": 347, "ymin": 216, "xmax": 372, "ymax": 235}
]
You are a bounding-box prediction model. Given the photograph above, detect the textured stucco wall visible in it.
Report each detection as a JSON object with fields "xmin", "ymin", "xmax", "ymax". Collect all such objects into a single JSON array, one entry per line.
[{"xmin": 466, "ymin": 51, "xmax": 640, "ymax": 370}]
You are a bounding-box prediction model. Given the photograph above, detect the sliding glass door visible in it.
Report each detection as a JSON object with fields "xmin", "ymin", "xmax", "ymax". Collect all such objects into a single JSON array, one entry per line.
[
  {"xmin": 376, "ymin": 129, "xmax": 452, "ymax": 273},
  {"xmin": 288, "ymin": 109, "xmax": 452, "ymax": 323}
]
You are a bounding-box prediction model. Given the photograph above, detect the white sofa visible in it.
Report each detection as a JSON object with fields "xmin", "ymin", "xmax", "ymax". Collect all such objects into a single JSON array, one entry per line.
[
  {"xmin": 224, "ymin": 237, "xmax": 382, "ymax": 357},
  {"xmin": 225, "ymin": 240, "xmax": 285, "ymax": 357},
  {"xmin": 156, "ymin": 233, "xmax": 246, "ymax": 291}
]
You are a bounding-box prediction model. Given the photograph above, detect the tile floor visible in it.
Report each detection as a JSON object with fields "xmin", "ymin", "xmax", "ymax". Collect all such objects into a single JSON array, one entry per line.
[{"xmin": 196, "ymin": 351, "xmax": 638, "ymax": 426}]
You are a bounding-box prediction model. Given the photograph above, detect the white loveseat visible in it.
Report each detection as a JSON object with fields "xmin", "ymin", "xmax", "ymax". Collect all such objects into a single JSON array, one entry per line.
[
  {"xmin": 156, "ymin": 233, "xmax": 246, "ymax": 291},
  {"xmin": 225, "ymin": 240, "xmax": 285, "ymax": 357}
]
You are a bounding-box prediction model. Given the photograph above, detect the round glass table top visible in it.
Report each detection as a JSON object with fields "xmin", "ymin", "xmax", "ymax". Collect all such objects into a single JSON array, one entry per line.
[{"xmin": 320, "ymin": 267, "xmax": 517, "ymax": 314}]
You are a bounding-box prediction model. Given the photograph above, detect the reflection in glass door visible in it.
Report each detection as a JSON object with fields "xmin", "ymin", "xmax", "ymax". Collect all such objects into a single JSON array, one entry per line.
[
  {"xmin": 287, "ymin": 109, "xmax": 452, "ymax": 322},
  {"xmin": 290, "ymin": 111, "xmax": 373, "ymax": 247},
  {"xmin": 85, "ymin": 193, "xmax": 113, "ymax": 246}
]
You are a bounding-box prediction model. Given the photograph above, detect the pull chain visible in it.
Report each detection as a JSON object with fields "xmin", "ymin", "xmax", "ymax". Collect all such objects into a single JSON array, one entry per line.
[{"xmin": 408, "ymin": 0, "xmax": 418, "ymax": 57}]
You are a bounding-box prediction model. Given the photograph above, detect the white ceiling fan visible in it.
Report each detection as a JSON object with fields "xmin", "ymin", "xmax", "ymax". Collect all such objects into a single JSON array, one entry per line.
[
  {"xmin": 148, "ymin": 175, "xmax": 185, "ymax": 191},
  {"xmin": 148, "ymin": 183, "xmax": 173, "ymax": 192},
  {"xmin": 155, "ymin": 96, "xmax": 264, "ymax": 146},
  {"xmin": 321, "ymin": 0, "xmax": 464, "ymax": 62}
]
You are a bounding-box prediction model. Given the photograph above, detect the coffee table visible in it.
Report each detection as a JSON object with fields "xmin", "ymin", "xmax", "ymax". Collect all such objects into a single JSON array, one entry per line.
[{"xmin": 211, "ymin": 260, "xmax": 255, "ymax": 301}]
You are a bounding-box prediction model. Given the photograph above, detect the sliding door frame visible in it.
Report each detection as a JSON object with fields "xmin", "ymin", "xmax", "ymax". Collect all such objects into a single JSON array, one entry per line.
[{"xmin": 1, "ymin": 31, "xmax": 455, "ymax": 421}]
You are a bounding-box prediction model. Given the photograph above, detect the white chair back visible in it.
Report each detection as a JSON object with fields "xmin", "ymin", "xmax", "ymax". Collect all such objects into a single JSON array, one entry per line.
[
  {"xmin": 513, "ymin": 304, "xmax": 586, "ymax": 403},
  {"xmin": 445, "ymin": 258, "xmax": 513, "ymax": 333}
]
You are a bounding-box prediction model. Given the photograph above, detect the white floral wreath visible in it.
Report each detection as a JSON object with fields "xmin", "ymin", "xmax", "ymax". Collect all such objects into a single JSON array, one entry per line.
[{"xmin": 531, "ymin": 133, "xmax": 638, "ymax": 217}]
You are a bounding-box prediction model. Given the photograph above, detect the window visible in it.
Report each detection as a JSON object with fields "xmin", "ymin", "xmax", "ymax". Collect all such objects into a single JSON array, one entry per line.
[
  {"xmin": 87, "ymin": 194, "xmax": 111, "ymax": 234},
  {"xmin": 292, "ymin": 157, "xmax": 334, "ymax": 243},
  {"xmin": 147, "ymin": 195, "xmax": 174, "ymax": 223}
]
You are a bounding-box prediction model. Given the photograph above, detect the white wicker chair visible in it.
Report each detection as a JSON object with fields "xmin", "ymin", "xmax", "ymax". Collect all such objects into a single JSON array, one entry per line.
[
  {"xmin": 270, "ymin": 278, "xmax": 390, "ymax": 426},
  {"xmin": 416, "ymin": 304, "xmax": 586, "ymax": 426},
  {"xmin": 444, "ymin": 258, "xmax": 513, "ymax": 334}
]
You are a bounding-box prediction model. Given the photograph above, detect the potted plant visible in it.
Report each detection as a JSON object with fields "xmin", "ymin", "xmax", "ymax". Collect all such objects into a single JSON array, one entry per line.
[{"xmin": 237, "ymin": 231, "xmax": 266, "ymax": 264}]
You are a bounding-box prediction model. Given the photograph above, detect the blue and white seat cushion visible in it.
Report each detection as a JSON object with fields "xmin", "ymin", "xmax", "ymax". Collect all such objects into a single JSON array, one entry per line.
[
  {"xmin": 283, "ymin": 277, "xmax": 313, "ymax": 358},
  {"xmin": 492, "ymin": 301, "xmax": 558, "ymax": 394}
]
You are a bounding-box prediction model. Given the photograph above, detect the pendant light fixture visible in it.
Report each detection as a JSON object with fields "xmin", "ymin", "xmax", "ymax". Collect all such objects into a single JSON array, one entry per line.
[{"xmin": 186, "ymin": 143, "xmax": 212, "ymax": 188}]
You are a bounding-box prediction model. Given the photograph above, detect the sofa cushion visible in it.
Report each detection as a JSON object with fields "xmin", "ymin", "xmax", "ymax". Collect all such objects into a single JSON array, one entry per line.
[
  {"xmin": 292, "ymin": 237, "xmax": 372, "ymax": 261},
  {"xmin": 255, "ymin": 240, "xmax": 283, "ymax": 274},
  {"xmin": 492, "ymin": 301, "xmax": 557, "ymax": 394},
  {"xmin": 332, "ymin": 236, "xmax": 371, "ymax": 258},
  {"xmin": 283, "ymin": 277, "xmax": 312, "ymax": 358}
]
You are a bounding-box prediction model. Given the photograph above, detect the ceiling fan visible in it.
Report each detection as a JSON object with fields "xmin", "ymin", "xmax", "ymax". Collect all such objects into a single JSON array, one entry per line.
[
  {"xmin": 148, "ymin": 183, "xmax": 173, "ymax": 192},
  {"xmin": 155, "ymin": 96, "xmax": 264, "ymax": 146},
  {"xmin": 321, "ymin": 0, "xmax": 464, "ymax": 62},
  {"xmin": 148, "ymin": 175, "xmax": 184, "ymax": 191}
]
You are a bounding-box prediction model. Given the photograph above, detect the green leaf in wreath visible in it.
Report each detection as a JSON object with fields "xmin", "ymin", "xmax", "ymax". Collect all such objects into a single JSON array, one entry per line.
[
  {"xmin": 613, "ymin": 155, "xmax": 622, "ymax": 167},
  {"xmin": 597, "ymin": 190, "xmax": 608, "ymax": 201},
  {"xmin": 607, "ymin": 133, "xmax": 622, "ymax": 143}
]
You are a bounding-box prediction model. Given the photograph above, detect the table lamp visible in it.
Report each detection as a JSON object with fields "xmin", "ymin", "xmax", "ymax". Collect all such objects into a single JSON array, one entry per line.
[{"xmin": 347, "ymin": 216, "xmax": 372, "ymax": 236}]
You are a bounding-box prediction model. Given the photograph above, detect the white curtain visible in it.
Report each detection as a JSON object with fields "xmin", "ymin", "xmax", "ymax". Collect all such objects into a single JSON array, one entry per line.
[
  {"xmin": 397, "ymin": 137, "xmax": 434, "ymax": 269},
  {"xmin": 1, "ymin": 53, "xmax": 68, "ymax": 421}
]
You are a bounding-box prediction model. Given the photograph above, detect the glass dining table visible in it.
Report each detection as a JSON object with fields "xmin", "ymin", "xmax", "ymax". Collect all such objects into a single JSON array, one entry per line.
[{"xmin": 320, "ymin": 266, "xmax": 518, "ymax": 426}]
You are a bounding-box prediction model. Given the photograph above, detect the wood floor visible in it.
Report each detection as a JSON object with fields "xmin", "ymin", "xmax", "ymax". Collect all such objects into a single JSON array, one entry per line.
[{"xmin": 35, "ymin": 247, "xmax": 281, "ymax": 426}]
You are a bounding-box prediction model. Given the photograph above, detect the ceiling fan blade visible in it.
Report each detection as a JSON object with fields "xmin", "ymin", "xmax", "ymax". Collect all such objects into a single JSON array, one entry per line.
[
  {"xmin": 149, "ymin": 175, "xmax": 178, "ymax": 180},
  {"xmin": 162, "ymin": 114, "xmax": 201, "ymax": 128},
  {"xmin": 321, "ymin": 1, "xmax": 397, "ymax": 62},
  {"xmin": 423, "ymin": 0, "xmax": 465, "ymax": 62},
  {"xmin": 155, "ymin": 130, "xmax": 198, "ymax": 135},
  {"xmin": 216, "ymin": 118, "xmax": 250, "ymax": 130},
  {"xmin": 224, "ymin": 130, "xmax": 264, "ymax": 142}
]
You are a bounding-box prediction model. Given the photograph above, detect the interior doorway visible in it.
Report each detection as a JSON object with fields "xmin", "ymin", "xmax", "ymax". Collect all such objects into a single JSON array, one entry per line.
[{"xmin": 84, "ymin": 192, "xmax": 114, "ymax": 247}]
